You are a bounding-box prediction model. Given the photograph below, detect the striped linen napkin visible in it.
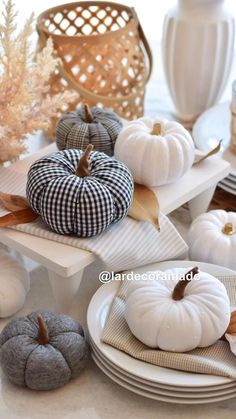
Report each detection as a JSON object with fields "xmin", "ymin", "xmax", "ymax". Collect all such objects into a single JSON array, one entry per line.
[
  {"xmin": 0, "ymin": 166, "xmax": 188, "ymax": 272},
  {"xmin": 101, "ymin": 276, "xmax": 236, "ymax": 378}
]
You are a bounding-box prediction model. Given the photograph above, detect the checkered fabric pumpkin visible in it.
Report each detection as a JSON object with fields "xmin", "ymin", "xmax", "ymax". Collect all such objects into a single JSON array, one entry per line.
[
  {"xmin": 56, "ymin": 106, "xmax": 123, "ymax": 156},
  {"xmin": 26, "ymin": 149, "xmax": 133, "ymax": 237}
]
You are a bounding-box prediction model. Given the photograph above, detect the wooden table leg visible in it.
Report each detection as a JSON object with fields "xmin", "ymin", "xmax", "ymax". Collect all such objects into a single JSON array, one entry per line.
[
  {"xmin": 188, "ymin": 185, "xmax": 216, "ymax": 220},
  {"xmin": 48, "ymin": 269, "xmax": 84, "ymax": 313}
]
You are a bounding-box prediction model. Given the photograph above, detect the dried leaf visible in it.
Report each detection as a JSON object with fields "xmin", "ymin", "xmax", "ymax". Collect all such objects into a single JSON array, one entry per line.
[
  {"xmin": 226, "ymin": 310, "xmax": 236, "ymax": 335},
  {"xmin": 0, "ymin": 208, "xmax": 38, "ymax": 227},
  {"xmin": 194, "ymin": 140, "xmax": 222, "ymax": 165},
  {"xmin": 0, "ymin": 192, "xmax": 29, "ymax": 211},
  {"xmin": 128, "ymin": 183, "xmax": 160, "ymax": 231},
  {"xmin": 225, "ymin": 333, "xmax": 236, "ymax": 356}
]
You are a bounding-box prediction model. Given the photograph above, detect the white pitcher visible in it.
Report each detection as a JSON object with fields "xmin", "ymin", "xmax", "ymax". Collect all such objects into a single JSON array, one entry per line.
[{"xmin": 162, "ymin": 0, "xmax": 235, "ymax": 126}]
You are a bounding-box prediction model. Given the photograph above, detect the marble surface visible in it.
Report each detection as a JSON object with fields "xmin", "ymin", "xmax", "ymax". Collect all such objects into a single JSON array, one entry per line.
[{"xmin": 0, "ymin": 212, "xmax": 236, "ymax": 419}]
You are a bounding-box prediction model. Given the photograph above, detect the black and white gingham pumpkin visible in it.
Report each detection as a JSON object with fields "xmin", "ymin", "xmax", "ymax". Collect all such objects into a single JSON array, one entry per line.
[
  {"xmin": 56, "ymin": 106, "xmax": 123, "ymax": 156},
  {"xmin": 26, "ymin": 149, "xmax": 133, "ymax": 237}
]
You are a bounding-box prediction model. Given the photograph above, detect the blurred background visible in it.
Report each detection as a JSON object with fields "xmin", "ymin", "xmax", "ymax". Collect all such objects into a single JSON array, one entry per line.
[
  {"xmin": 11, "ymin": 0, "xmax": 236, "ymax": 41},
  {"xmin": 7, "ymin": 0, "xmax": 236, "ymax": 149}
]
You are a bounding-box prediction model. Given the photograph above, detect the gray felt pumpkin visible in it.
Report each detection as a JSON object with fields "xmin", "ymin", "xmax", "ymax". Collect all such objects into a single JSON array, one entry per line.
[
  {"xmin": 0, "ymin": 310, "xmax": 88, "ymax": 390},
  {"xmin": 56, "ymin": 104, "xmax": 123, "ymax": 156},
  {"xmin": 26, "ymin": 145, "xmax": 133, "ymax": 237}
]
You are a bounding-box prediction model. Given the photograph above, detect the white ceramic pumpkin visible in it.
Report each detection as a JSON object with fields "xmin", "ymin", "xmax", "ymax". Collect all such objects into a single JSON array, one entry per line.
[
  {"xmin": 188, "ymin": 210, "xmax": 236, "ymax": 270},
  {"xmin": 125, "ymin": 267, "xmax": 230, "ymax": 352},
  {"xmin": 114, "ymin": 117, "xmax": 195, "ymax": 187},
  {"xmin": 0, "ymin": 250, "xmax": 30, "ymax": 317}
]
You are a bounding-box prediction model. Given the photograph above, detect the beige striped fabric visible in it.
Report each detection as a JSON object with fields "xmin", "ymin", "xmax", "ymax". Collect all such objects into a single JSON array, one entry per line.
[
  {"xmin": 101, "ymin": 277, "xmax": 236, "ymax": 378},
  {"xmin": 0, "ymin": 167, "xmax": 188, "ymax": 271},
  {"xmin": 0, "ymin": 167, "xmax": 27, "ymax": 197}
]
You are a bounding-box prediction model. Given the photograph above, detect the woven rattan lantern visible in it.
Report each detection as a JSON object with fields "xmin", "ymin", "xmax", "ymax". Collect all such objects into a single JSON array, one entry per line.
[{"xmin": 37, "ymin": 1, "xmax": 153, "ymax": 128}]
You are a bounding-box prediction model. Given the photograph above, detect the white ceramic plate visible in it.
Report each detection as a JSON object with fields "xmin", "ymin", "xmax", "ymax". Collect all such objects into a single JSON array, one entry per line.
[
  {"xmin": 91, "ymin": 352, "xmax": 236, "ymax": 404},
  {"xmin": 90, "ymin": 341, "xmax": 236, "ymax": 397},
  {"xmin": 91, "ymin": 338, "xmax": 236, "ymax": 392},
  {"xmin": 218, "ymin": 182, "xmax": 236, "ymax": 196},
  {"xmin": 87, "ymin": 261, "xmax": 236, "ymax": 389},
  {"xmin": 192, "ymin": 102, "xmax": 230, "ymax": 153},
  {"xmin": 192, "ymin": 102, "xmax": 236, "ymax": 178},
  {"xmin": 222, "ymin": 147, "xmax": 236, "ymax": 178},
  {"xmin": 219, "ymin": 179, "xmax": 236, "ymax": 191},
  {"xmin": 220, "ymin": 178, "xmax": 236, "ymax": 189}
]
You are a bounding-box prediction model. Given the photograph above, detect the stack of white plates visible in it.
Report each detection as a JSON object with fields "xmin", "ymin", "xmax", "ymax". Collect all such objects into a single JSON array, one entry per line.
[
  {"xmin": 192, "ymin": 102, "xmax": 236, "ymax": 196},
  {"xmin": 87, "ymin": 261, "xmax": 236, "ymax": 404},
  {"xmin": 217, "ymin": 147, "xmax": 236, "ymax": 194}
]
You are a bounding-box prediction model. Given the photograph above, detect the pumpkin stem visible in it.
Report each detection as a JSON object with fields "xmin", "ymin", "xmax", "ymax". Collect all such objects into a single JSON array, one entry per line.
[
  {"xmin": 172, "ymin": 267, "xmax": 199, "ymax": 301},
  {"xmin": 222, "ymin": 222, "xmax": 235, "ymax": 236},
  {"xmin": 76, "ymin": 144, "xmax": 94, "ymax": 177},
  {"xmin": 151, "ymin": 122, "xmax": 162, "ymax": 136},
  {"xmin": 84, "ymin": 104, "xmax": 93, "ymax": 123},
  {"xmin": 37, "ymin": 314, "xmax": 50, "ymax": 345}
]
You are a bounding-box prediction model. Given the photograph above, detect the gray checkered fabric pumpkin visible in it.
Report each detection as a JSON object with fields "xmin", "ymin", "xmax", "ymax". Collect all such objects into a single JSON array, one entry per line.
[
  {"xmin": 26, "ymin": 149, "xmax": 133, "ymax": 237},
  {"xmin": 56, "ymin": 106, "xmax": 123, "ymax": 156}
]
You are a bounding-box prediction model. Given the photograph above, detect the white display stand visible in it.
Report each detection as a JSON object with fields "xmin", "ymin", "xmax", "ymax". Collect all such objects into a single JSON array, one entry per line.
[{"xmin": 0, "ymin": 143, "xmax": 230, "ymax": 311}]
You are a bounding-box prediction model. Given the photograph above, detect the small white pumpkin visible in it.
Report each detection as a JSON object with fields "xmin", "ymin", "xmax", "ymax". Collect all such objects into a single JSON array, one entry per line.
[
  {"xmin": 125, "ymin": 267, "xmax": 230, "ymax": 352},
  {"xmin": 188, "ymin": 210, "xmax": 236, "ymax": 270},
  {"xmin": 0, "ymin": 250, "xmax": 30, "ymax": 317},
  {"xmin": 114, "ymin": 117, "xmax": 195, "ymax": 187}
]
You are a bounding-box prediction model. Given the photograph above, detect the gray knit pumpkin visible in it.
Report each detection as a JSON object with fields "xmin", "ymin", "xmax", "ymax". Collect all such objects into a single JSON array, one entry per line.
[
  {"xmin": 0, "ymin": 311, "xmax": 88, "ymax": 390},
  {"xmin": 56, "ymin": 105, "xmax": 123, "ymax": 156}
]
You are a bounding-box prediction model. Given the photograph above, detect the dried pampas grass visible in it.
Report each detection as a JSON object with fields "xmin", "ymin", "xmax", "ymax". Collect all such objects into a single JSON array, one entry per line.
[{"xmin": 0, "ymin": 0, "xmax": 77, "ymax": 163}]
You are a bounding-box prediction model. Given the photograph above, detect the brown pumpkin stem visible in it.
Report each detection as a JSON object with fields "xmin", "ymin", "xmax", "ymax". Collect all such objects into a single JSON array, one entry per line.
[
  {"xmin": 76, "ymin": 144, "xmax": 94, "ymax": 177},
  {"xmin": 151, "ymin": 122, "xmax": 162, "ymax": 136},
  {"xmin": 37, "ymin": 314, "xmax": 50, "ymax": 345},
  {"xmin": 84, "ymin": 104, "xmax": 93, "ymax": 123},
  {"xmin": 172, "ymin": 267, "xmax": 199, "ymax": 301},
  {"xmin": 222, "ymin": 222, "xmax": 236, "ymax": 236}
]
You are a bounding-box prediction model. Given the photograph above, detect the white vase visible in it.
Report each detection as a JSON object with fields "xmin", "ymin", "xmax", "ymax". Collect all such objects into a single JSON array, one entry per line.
[{"xmin": 162, "ymin": 0, "xmax": 235, "ymax": 126}]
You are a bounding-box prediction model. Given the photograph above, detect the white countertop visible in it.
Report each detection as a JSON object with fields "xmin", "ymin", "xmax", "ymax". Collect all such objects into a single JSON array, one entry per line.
[{"xmin": 0, "ymin": 255, "xmax": 235, "ymax": 419}]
